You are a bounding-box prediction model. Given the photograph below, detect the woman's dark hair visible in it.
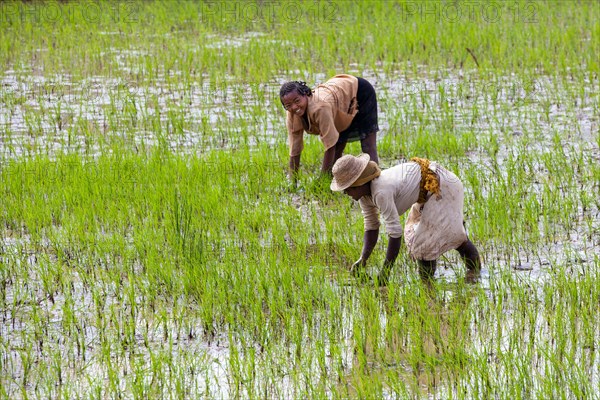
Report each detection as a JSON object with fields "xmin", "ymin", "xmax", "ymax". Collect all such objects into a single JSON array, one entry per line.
[{"xmin": 279, "ymin": 81, "xmax": 312, "ymax": 101}]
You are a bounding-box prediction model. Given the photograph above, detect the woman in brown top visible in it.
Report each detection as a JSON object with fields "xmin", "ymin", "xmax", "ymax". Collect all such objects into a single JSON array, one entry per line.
[{"xmin": 280, "ymin": 74, "xmax": 380, "ymax": 177}]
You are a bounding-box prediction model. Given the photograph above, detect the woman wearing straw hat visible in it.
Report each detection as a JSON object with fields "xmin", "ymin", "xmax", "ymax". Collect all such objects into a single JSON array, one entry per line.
[
  {"xmin": 280, "ymin": 75, "xmax": 379, "ymax": 178},
  {"xmin": 330, "ymin": 153, "xmax": 481, "ymax": 284}
]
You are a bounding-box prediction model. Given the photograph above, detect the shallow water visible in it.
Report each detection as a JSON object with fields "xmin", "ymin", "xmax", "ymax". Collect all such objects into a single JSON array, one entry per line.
[
  {"xmin": 1, "ymin": 65, "xmax": 597, "ymax": 158},
  {"xmin": 1, "ymin": 58, "xmax": 599, "ymax": 397},
  {"xmin": 2, "ymin": 227, "xmax": 599, "ymax": 398}
]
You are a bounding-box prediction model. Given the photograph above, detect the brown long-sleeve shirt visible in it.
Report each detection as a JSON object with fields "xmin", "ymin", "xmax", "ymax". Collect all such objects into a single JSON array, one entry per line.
[{"xmin": 286, "ymin": 74, "xmax": 359, "ymax": 157}]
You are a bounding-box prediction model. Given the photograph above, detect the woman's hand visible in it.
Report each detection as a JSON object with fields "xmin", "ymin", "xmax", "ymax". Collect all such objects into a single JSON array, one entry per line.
[
  {"xmin": 377, "ymin": 260, "xmax": 394, "ymax": 286},
  {"xmin": 321, "ymin": 146, "xmax": 337, "ymax": 173},
  {"xmin": 289, "ymin": 154, "xmax": 301, "ymax": 176},
  {"xmin": 350, "ymin": 257, "xmax": 366, "ymax": 275},
  {"xmin": 350, "ymin": 258, "xmax": 371, "ymax": 282}
]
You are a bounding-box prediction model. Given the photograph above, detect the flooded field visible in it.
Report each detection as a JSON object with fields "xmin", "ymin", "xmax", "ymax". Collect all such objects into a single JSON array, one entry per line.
[{"xmin": 1, "ymin": 1, "xmax": 599, "ymax": 399}]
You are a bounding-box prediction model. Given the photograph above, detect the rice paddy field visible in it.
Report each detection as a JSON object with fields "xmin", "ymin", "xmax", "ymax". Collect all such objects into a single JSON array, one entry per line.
[{"xmin": 1, "ymin": 1, "xmax": 599, "ymax": 398}]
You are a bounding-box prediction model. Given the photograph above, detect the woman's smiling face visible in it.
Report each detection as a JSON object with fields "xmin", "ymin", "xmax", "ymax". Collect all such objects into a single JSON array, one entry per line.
[{"xmin": 281, "ymin": 90, "xmax": 308, "ymax": 117}]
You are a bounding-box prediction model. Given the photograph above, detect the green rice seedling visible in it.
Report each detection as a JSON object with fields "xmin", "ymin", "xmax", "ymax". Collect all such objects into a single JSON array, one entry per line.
[{"xmin": 1, "ymin": 1, "xmax": 599, "ymax": 397}]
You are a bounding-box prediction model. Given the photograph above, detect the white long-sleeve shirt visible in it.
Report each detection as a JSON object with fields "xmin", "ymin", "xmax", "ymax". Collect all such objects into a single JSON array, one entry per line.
[{"xmin": 358, "ymin": 162, "xmax": 422, "ymax": 238}]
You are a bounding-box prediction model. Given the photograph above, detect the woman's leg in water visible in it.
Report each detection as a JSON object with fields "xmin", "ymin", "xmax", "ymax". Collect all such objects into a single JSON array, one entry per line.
[
  {"xmin": 456, "ymin": 239, "xmax": 481, "ymax": 270},
  {"xmin": 360, "ymin": 133, "xmax": 378, "ymax": 164},
  {"xmin": 418, "ymin": 259, "xmax": 437, "ymax": 280}
]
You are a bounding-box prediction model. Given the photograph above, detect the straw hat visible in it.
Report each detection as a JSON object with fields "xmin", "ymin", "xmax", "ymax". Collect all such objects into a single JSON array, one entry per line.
[{"xmin": 330, "ymin": 153, "xmax": 371, "ymax": 191}]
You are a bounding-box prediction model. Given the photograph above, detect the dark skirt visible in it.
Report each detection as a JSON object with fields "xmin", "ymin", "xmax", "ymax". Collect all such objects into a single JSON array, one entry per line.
[{"xmin": 338, "ymin": 77, "xmax": 380, "ymax": 143}]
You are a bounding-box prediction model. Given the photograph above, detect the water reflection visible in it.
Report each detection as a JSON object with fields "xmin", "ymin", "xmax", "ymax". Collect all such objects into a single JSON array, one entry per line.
[
  {"xmin": 339, "ymin": 272, "xmax": 482, "ymax": 397},
  {"xmin": 1, "ymin": 69, "xmax": 596, "ymax": 159}
]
